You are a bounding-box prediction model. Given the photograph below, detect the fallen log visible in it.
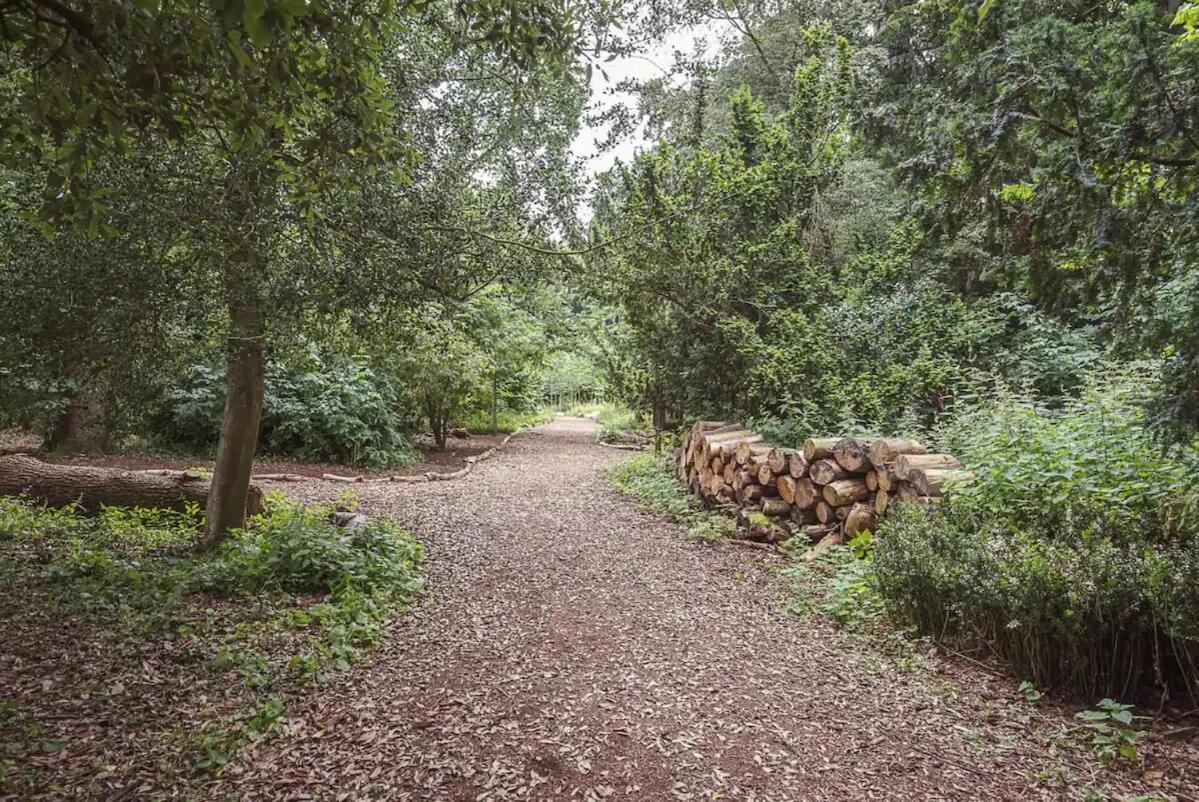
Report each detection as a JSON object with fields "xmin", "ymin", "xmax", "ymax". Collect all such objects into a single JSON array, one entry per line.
[{"xmin": 0, "ymin": 454, "xmax": 263, "ymax": 517}]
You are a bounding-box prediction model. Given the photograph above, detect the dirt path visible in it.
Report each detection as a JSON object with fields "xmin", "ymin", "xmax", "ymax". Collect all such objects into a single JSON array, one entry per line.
[{"xmin": 215, "ymin": 418, "xmax": 1168, "ymax": 800}]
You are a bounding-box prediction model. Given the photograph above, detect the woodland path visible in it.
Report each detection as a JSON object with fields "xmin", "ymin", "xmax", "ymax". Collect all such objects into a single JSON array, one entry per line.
[{"xmin": 222, "ymin": 417, "xmax": 1113, "ymax": 801}]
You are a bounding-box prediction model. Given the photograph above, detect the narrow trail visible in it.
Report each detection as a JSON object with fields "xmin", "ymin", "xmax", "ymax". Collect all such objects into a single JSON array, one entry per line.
[{"xmin": 224, "ymin": 418, "xmax": 1080, "ymax": 800}]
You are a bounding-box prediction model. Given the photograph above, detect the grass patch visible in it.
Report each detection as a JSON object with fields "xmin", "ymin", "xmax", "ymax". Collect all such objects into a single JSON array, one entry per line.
[
  {"xmin": 569, "ymin": 401, "xmax": 644, "ymax": 431},
  {"xmin": 0, "ymin": 493, "xmax": 424, "ymax": 782},
  {"xmin": 606, "ymin": 452, "xmax": 734, "ymax": 540}
]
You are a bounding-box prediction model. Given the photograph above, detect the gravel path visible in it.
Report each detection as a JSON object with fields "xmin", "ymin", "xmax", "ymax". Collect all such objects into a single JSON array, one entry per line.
[{"xmin": 219, "ymin": 418, "xmax": 1189, "ymax": 801}]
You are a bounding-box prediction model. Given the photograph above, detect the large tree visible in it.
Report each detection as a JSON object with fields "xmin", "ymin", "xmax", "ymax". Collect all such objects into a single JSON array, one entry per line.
[{"xmin": 0, "ymin": 1, "xmax": 615, "ymax": 548}]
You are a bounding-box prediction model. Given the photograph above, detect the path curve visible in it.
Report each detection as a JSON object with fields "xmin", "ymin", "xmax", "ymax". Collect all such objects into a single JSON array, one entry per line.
[{"xmin": 222, "ymin": 418, "xmax": 1078, "ymax": 800}]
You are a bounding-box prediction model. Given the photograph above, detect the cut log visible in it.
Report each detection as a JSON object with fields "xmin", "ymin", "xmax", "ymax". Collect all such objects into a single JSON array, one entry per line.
[
  {"xmin": 767, "ymin": 447, "xmax": 799, "ymax": 474},
  {"xmin": 788, "ymin": 451, "xmax": 810, "ymax": 479},
  {"xmin": 756, "ymin": 463, "xmax": 775, "ymax": 486},
  {"xmin": 897, "ymin": 482, "xmax": 921, "ymax": 503},
  {"xmin": 798, "ymin": 524, "xmax": 834, "ymax": 543},
  {"xmin": 793, "ymin": 478, "xmax": 820, "ymax": 509},
  {"xmin": 844, "ymin": 502, "xmax": 877, "ymax": 538},
  {"xmin": 722, "ymin": 462, "xmax": 736, "ymax": 484},
  {"xmin": 741, "ymin": 483, "xmax": 777, "ymax": 501},
  {"xmin": 803, "ymin": 437, "xmax": 842, "ymax": 462},
  {"xmin": 0, "ymin": 455, "xmax": 263, "ymax": 517},
  {"xmin": 789, "ymin": 504, "xmax": 818, "ymax": 526},
  {"xmin": 712, "ymin": 435, "xmax": 764, "ymax": 458},
  {"xmin": 776, "ymin": 475, "xmax": 797, "ymax": 504},
  {"xmin": 874, "ymin": 489, "xmax": 890, "ymax": 516},
  {"xmin": 876, "ymin": 466, "xmax": 896, "ymax": 492},
  {"xmin": 735, "ymin": 441, "xmax": 772, "ymax": 465},
  {"xmin": 865, "ymin": 470, "xmax": 879, "ymax": 491},
  {"xmin": 894, "ymin": 453, "xmax": 964, "ymax": 481},
  {"xmin": 761, "ymin": 498, "xmax": 790, "ymax": 517},
  {"xmin": 910, "ymin": 468, "xmax": 975, "ymax": 497},
  {"xmin": 823, "ymin": 478, "xmax": 871, "ymax": 507},
  {"xmin": 815, "ymin": 500, "xmax": 834, "ymax": 524},
  {"xmin": 833, "ymin": 438, "xmax": 876, "ymax": 473},
  {"xmin": 869, "ymin": 437, "xmax": 927, "ymax": 467},
  {"xmin": 809, "ymin": 458, "xmax": 851, "ymax": 485}
]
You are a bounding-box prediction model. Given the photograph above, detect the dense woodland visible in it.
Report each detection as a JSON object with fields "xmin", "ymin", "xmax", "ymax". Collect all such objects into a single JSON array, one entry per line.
[{"xmin": 2, "ymin": 0, "xmax": 1199, "ymax": 795}]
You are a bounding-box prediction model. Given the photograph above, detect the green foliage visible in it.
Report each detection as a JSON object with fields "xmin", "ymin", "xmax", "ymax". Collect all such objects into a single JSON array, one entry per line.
[
  {"xmin": 158, "ymin": 357, "xmax": 419, "ymax": 467},
  {"xmin": 782, "ymin": 533, "xmax": 886, "ymax": 633},
  {"xmin": 606, "ymin": 453, "xmax": 734, "ymax": 541},
  {"xmin": 1075, "ymin": 699, "xmax": 1146, "ymax": 764},
  {"xmin": 874, "ymin": 369, "xmax": 1199, "ymax": 696},
  {"xmin": 1, "ymin": 493, "xmax": 424, "ymax": 679}
]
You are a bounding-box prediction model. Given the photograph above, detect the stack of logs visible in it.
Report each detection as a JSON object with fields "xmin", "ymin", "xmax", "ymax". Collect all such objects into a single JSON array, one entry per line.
[{"xmin": 675, "ymin": 422, "xmax": 967, "ymax": 548}]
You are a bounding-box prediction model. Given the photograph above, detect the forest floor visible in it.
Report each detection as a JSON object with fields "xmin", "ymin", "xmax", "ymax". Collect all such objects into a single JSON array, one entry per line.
[
  {"xmin": 219, "ymin": 417, "xmax": 1197, "ymax": 800},
  {"xmin": 4, "ymin": 417, "xmax": 1197, "ymax": 800}
]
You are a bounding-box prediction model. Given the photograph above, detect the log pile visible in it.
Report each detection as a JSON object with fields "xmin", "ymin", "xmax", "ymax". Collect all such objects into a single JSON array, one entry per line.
[{"xmin": 675, "ymin": 423, "xmax": 968, "ymax": 551}]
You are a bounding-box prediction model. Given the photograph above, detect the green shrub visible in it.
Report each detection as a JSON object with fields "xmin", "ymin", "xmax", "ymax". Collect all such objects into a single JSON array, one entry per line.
[
  {"xmin": 158, "ymin": 357, "xmax": 419, "ymax": 468},
  {"xmin": 606, "ymin": 452, "xmax": 734, "ymax": 540},
  {"xmin": 455, "ymin": 406, "xmax": 553, "ymax": 434},
  {"xmin": 874, "ymin": 367, "xmax": 1199, "ymax": 697}
]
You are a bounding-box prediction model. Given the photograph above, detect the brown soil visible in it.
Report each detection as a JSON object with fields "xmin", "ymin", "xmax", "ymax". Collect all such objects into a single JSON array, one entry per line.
[{"xmin": 3, "ymin": 418, "xmax": 1197, "ymax": 800}]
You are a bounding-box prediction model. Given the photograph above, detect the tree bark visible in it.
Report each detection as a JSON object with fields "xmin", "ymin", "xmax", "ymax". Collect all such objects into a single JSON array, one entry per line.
[
  {"xmin": 43, "ymin": 395, "xmax": 95, "ymax": 454},
  {"xmin": 199, "ymin": 298, "xmax": 266, "ymax": 551},
  {"xmin": 0, "ymin": 455, "xmax": 263, "ymax": 516}
]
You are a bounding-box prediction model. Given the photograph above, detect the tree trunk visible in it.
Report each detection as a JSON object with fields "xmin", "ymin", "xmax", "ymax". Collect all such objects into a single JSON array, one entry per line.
[
  {"xmin": 43, "ymin": 395, "xmax": 95, "ymax": 454},
  {"xmin": 491, "ymin": 372, "xmax": 498, "ymax": 435},
  {"xmin": 0, "ymin": 454, "xmax": 263, "ymax": 516},
  {"xmin": 199, "ymin": 299, "xmax": 266, "ymax": 551}
]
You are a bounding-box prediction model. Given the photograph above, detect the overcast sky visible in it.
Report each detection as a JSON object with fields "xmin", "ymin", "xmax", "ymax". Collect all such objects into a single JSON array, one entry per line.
[{"xmin": 570, "ymin": 22, "xmax": 734, "ymax": 180}]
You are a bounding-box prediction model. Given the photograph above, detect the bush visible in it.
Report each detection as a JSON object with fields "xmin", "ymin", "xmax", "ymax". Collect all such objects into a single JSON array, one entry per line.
[
  {"xmin": 874, "ymin": 367, "xmax": 1199, "ymax": 697},
  {"xmin": 158, "ymin": 357, "xmax": 419, "ymax": 468}
]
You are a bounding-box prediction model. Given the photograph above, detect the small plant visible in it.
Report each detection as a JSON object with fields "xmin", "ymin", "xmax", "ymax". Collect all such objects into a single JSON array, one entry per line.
[
  {"xmin": 606, "ymin": 453, "xmax": 734, "ymax": 540},
  {"xmin": 1018, "ymin": 681, "xmax": 1043, "ymax": 705},
  {"xmin": 1074, "ymin": 698, "xmax": 1145, "ymax": 764}
]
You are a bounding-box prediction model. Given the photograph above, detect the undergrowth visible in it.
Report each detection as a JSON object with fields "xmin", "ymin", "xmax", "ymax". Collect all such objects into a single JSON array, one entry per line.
[
  {"xmin": 605, "ymin": 452, "xmax": 734, "ymax": 540},
  {"xmin": 457, "ymin": 406, "xmax": 553, "ymax": 434},
  {"xmin": 876, "ymin": 368, "xmax": 1199, "ymax": 699},
  {"xmin": 0, "ymin": 493, "xmax": 424, "ymax": 777}
]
